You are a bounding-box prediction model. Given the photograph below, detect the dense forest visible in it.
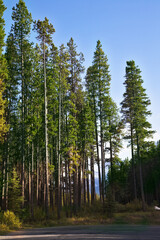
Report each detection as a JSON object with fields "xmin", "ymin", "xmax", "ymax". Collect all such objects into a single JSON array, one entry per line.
[{"xmin": 0, "ymin": 0, "xmax": 160, "ymax": 221}]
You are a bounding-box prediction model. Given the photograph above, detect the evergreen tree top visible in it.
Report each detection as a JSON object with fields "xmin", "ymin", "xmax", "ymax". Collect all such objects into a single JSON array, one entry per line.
[
  {"xmin": 34, "ymin": 17, "xmax": 55, "ymax": 45},
  {"xmin": 11, "ymin": 0, "xmax": 32, "ymax": 37}
]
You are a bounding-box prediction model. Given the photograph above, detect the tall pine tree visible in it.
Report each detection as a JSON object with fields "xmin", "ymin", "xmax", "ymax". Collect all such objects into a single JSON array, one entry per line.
[{"xmin": 121, "ymin": 60, "xmax": 154, "ymax": 209}]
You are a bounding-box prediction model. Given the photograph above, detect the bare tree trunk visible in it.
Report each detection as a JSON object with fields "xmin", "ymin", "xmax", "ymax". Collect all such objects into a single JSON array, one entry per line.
[
  {"xmin": 2, "ymin": 156, "xmax": 6, "ymax": 210},
  {"xmin": 86, "ymin": 156, "xmax": 90, "ymax": 204},
  {"xmin": 6, "ymin": 148, "xmax": 9, "ymax": 210},
  {"xmin": 131, "ymin": 124, "xmax": 137, "ymax": 199},
  {"xmin": 57, "ymin": 68, "xmax": 61, "ymax": 219},
  {"xmin": 43, "ymin": 39, "xmax": 49, "ymax": 216},
  {"xmin": 21, "ymin": 52, "xmax": 25, "ymax": 208},
  {"xmin": 31, "ymin": 141, "xmax": 34, "ymax": 217},
  {"xmin": 94, "ymin": 98, "xmax": 102, "ymax": 200},
  {"xmin": 36, "ymin": 144, "xmax": 39, "ymax": 205},
  {"xmin": 137, "ymin": 135, "xmax": 145, "ymax": 210},
  {"xmin": 65, "ymin": 158, "xmax": 68, "ymax": 217},
  {"xmin": 78, "ymin": 161, "xmax": 81, "ymax": 208},
  {"xmin": 73, "ymin": 164, "xmax": 78, "ymax": 215},
  {"xmin": 68, "ymin": 161, "xmax": 72, "ymax": 217},
  {"xmin": 61, "ymin": 163, "xmax": 65, "ymax": 207},
  {"xmin": 91, "ymin": 145, "xmax": 95, "ymax": 204},
  {"xmin": 82, "ymin": 154, "xmax": 86, "ymax": 205},
  {"xmin": 29, "ymin": 160, "xmax": 31, "ymax": 205},
  {"xmin": 100, "ymin": 95, "xmax": 105, "ymax": 205},
  {"xmin": 50, "ymin": 147, "xmax": 54, "ymax": 209}
]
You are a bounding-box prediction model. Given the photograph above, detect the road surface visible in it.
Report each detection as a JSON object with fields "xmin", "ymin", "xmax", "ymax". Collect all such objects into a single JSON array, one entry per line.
[{"xmin": 1, "ymin": 225, "xmax": 160, "ymax": 239}]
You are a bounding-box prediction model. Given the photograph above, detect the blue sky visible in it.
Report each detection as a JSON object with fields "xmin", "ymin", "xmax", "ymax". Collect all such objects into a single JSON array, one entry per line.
[{"xmin": 3, "ymin": 0, "xmax": 160, "ymax": 159}]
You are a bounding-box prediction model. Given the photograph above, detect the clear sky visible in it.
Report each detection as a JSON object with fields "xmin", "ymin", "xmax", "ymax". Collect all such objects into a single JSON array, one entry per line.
[{"xmin": 3, "ymin": 0, "xmax": 160, "ymax": 159}]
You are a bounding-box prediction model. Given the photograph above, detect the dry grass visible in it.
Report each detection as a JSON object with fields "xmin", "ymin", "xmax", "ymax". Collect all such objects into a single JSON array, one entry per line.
[{"xmin": 23, "ymin": 209, "xmax": 160, "ymax": 229}]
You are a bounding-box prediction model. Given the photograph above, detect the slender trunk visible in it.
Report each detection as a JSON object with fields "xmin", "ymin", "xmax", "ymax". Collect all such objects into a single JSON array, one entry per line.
[
  {"xmin": 6, "ymin": 144, "xmax": 9, "ymax": 210},
  {"xmin": 91, "ymin": 145, "xmax": 95, "ymax": 204},
  {"xmin": 65, "ymin": 158, "xmax": 68, "ymax": 217},
  {"xmin": 131, "ymin": 124, "xmax": 137, "ymax": 199},
  {"xmin": 94, "ymin": 98, "xmax": 102, "ymax": 200},
  {"xmin": 99, "ymin": 82, "xmax": 105, "ymax": 205},
  {"xmin": 61, "ymin": 164, "xmax": 65, "ymax": 208},
  {"xmin": 31, "ymin": 141, "xmax": 34, "ymax": 217},
  {"xmin": 83, "ymin": 153, "xmax": 86, "ymax": 205},
  {"xmin": 110, "ymin": 135, "xmax": 113, "ymax": 183},
  {"xmin": 29, "ymin": 160, "xmax": 31, "ymax": 205},
  {"xmin": 36, "ymin": 144, "xmax": 39, "ymax": 205},
  {"xmin": 43, "ymin": 38, "xmax": 49, "ymax": 216},
  {"xmin": 68, "ymin": 161, "xmax": 72, "ymax": 216},
  {"xmin": 21, "ymin": 52, "xmax": 25, "ymax": 208},
  {"xmin": 101, "ymin": 134, "xmax": 105, "ymax": 204},
  {"xmin": 137, "ymin": 135, "xmax": 145, "ymax": 210},
  {"xmin": 110, "ymin": 134, "xmax": 115, "ymax": 201},
  {"xmin": 78, "ymin": 162, "xmax": 81, "ymax": 208},
  {"xmin": 2, "ymin": 157, "xmax": 6, "ymax": 210},
  {"xmin": 86, "ymin": 156, "xmax": 90, "ymax": 204},
  {"xmin": 57, "ymin": 68, "xmax": 61, "ymax": 219},
  {"xmin": 73, "ymin": 163, "xmax": 78, "ymax": 215},
  {"xmin": 50, "ymin": 147, "xmax": 54, "ymax": 209}
]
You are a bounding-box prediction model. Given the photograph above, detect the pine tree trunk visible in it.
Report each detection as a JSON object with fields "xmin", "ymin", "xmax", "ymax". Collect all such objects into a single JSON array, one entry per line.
[
  {"xmin": 2, "ymin": 156, "xmax": 6, "ymax": 210},
  {"xmin": 73, "ymin": 163, "xmax": 78, "ymax": 215},
  {"xmin": 78, "ymin": 162, "xmax": 81, "ymax": 208},
  {"xmin": 137, "ymin": 135, "xmax": 145, "ymax": 210},
  {"xmin": 36, "ymin": 145, "xmax": 39, "ymax": 205},
  {"xmin": 6, "ymin": 147, "xmax": 9, "ymax": 210},
  {"xmin": 93, "ymin": 96, "xmax": 102, "ymax": 200},
  {"xmin": 57, "ymin": 69, "xmax": 61, "ymax": 219},
  {"xmin": 86, "ymin": 156, "xmax": 90, "ymax": 204},
  {"xmin": 29, "ymin": 160, "xmax": 31, "ymax": 205},
  {"xmin": 131, "ymin": 124, "xmax": 137, "ymax": 199},
  {"xmin": 31, "ymin": 141, "xmax": 34, "ymax": 217},
  {"xmin": 101, "ymin": 139, "xmax": 105, "ymax": 204},
  {"xmin": 50, "ymin": 147, "xmax": 54, "ymax": 209},
  {"xmin": 61, "ymin": 164, "xmax": 65, "ymax": 207},
  {"xmin": 83, "ymin": 154, "xmax": 86, "ymax": 205},
  {"xmin": 65, "ymin": 158, "xmax": 68, "ymax": 217},
  {"xmin": 68, "ymin": 161, "xmax": 72, "ymax": 217},
  {"xmin": 21, "ymin": 52, "xmax": 25, "ymax": 208},
  {"xmin": 100, "ymin": 92, "xmax": 105, "ymax": 205},
  {"xmin": 91, "ymin": 145, "xmax": 95, "ymax": 204},
  {"xmin": 43, "ymin": 39, "xmax": 49, "ymax": 216}
]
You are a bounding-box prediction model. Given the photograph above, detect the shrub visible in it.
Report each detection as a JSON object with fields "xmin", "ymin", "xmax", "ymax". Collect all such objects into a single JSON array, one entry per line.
[
  {"xmin": 8, "ymin": 168, "xmax": 23, "ymax": 214},
  {"xmin": 105, "ymin": 189, "xmax": 115, "ymax": 218},
  {"xmin": 125, "ymin": 199, "xmax": 144, "ymax": 212},
  {"xmin": 33, "ymin": 207, "xmax": 46, "ymax": 221},
  {"xmin": 0, "ymin": 224, "xmax": 9, "ymax": 234},
  {"xmin": 3, "ymin": 210, "xmax": 21, "ymax": 229},
  {"xmin": 114, "ymin": 202, "xmax": 126, "ymax": 212}
]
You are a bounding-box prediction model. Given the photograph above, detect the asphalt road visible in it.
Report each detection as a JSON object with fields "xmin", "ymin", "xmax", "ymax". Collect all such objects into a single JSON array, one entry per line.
[{"xmin": 1, "ymin": 225, "xmax": 160, "ymax": 240}]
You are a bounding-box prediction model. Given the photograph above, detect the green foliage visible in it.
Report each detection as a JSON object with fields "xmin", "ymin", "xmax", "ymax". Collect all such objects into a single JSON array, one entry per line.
[
  {"xmin": 33, "ymin": 207, "xmax": 46, "ymax": 222},
  {"xmin": 105, "ymin": 188, "xmax": 115, "ymax": 218},
  {"xmin": 0, "ymin": 0, "xmax": 8, "ymax": 143},
  {"xmin": 0, "ymin": 224, "xmax": 9, "ymax": 234},
  {"xmin": 121, "ymin": 60, "xmax": 154, "ymax": 149},
  {"xmin": 0, "ymin": 0, "xmax": 6, "ymax": 55},
  {"xmin": 2, "ymin": 210, "xmax": 21, "ymax": 229},
  {"xmin": 0, "ymin": 0, "xmax": 158, "ymax": 224},
  {"xmin": 125, "ymin": 199, "xmax": 147, "ymax": 212},
  {"xmin": 34, "ymin": 17, "xmax": 55, "ymax": 45},
  {"xmin": 8, "ymin": 168, "xmax": 23, "ymax": 213},
  {"xmin": 12, "ymin": 0, "xmax": 32, "ymax": 38}
]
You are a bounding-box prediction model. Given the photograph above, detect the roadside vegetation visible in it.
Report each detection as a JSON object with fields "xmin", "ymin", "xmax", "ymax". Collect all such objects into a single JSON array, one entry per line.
[{"xmin": 1, "ymin": 200, "xmax": 160, "ymax": 235}]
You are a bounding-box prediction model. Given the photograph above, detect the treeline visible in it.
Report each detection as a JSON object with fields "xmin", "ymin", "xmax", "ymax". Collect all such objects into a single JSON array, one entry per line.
[{"xmin": 0, "ymin": 0, "xmax": 159, "ymax": 219}]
